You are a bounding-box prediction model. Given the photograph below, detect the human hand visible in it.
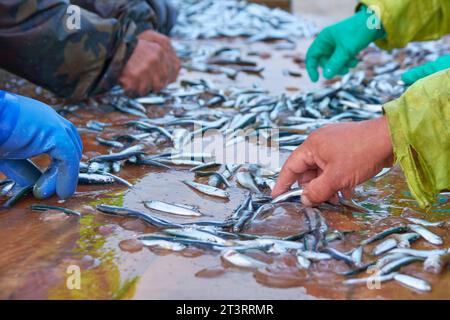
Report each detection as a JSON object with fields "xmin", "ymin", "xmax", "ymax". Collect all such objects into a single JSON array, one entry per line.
[
  {"xmin": 0, "ymin": 91, "xmax": 82, "ymax": 199},
  {"xmin": 119, "ymin": 30, "xmax": 180, "ymax": 95},
  {"xmin": 272, "ymin": 117, "xmax": 394, "ymax": 206},
  {"xmin": 306, "ymin": 6, "xmax": 386, "ymax": 82}
]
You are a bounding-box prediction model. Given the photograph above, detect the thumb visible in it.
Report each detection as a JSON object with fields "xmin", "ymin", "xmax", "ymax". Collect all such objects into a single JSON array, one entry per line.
[
  {"xmin": 323, "ymin": 47, "xmax": 352, "ymax": 79},
  {"xmin": 33, "ymin": 163, "xmax": 58, "ymax": 199},
  {"xmin": 302, "ymin": 170, "xmax": 339, "ymax": 206}
]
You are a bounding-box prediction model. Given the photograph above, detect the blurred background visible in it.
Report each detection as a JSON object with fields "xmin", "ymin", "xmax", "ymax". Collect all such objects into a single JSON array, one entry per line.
[{"xmin": 253, "ymin": 0, "xmax": 356, "ymax": 28}]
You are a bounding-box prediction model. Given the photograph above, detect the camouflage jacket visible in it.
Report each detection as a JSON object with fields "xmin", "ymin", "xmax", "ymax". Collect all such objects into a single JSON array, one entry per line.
[{"xmin": 0, "ymin": 0, "xmax": 177, "ymax": 100}]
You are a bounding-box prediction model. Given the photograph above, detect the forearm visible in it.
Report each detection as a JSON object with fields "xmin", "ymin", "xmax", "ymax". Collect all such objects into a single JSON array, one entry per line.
[
  {"xmin": 0, "ymin": 0, "xmax": 151, "ymax": 100},
  {"xmin": 384, "ymin": 69, "xmax": 450, "ymax": 208},
  {"xmin": 359, "ymin": 0, "xmax": 450, "ymax": 50}
]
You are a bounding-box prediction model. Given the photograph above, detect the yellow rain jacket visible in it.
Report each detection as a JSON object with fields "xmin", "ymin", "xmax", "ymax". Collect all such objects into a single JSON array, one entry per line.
[{"xmin": 360, "ymin": 0, "xmax": 450, "ymax": 208}]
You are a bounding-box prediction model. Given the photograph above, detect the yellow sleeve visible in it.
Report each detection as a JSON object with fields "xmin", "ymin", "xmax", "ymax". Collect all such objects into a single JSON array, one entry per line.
[
  {"xmin": 383, "ymin": 69, "xmax": 450, "ymax": 208},
  {"xmin": 359, "ymin": 0, "xmax": 450, "ymax": 50}
]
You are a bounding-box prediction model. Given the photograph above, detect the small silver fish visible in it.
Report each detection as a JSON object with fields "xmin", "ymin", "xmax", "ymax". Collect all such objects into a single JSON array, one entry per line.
[
  {"xmin": 221, "ymin": 250, "xmax": 268, "ymax": 269},
  {"xmin": 271, "ymin": 188, "xmax": 303, "ymax": 204},
  {"xmin": 408, "ymin": 224, "xmax": 443, "ymax": 245},
  {"xmin": 140, "ymin": 239, "xmax": 186, "ymax": 251},
  {"xmin": 394, "ymin": 274, "xmax": 431, "ymax": 292},
  {"xmin": 144, "ymin": 200, "xmax": 202, "ymax": 217},
  {"xmin": 183, "ymin": 180, "xmax": 230, "ymax": 199}
]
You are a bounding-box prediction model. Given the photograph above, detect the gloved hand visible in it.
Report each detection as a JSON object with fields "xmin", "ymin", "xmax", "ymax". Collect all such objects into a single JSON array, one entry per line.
[
  {"xmin": 272, "ymin": 117, "xmax": 394, "ymax": 206},
  {"xmin": 306, "ymin": 6, "xmax": 386, "ymax": 82},
  {"xmin": 401, "ymin": 55, "xmax": 450, "ymax": 85},
  {"xmin": 0, "ymin": 90, "xmax": 82, "ymax": 199},
  {"xmin": 147, "ymin": 0, "xmax": 178, "ymax": 35}
]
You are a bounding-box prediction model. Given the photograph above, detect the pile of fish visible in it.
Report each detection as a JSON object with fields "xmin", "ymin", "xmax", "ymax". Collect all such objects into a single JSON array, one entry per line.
[
  {"xmin": 171, "ymin": 0, "xmax": 317, "ymax": 41},
  {"xmin": 95, "ymin": 191, "xmax": 449, "ymax": 293},
  {"xmin": 174, "ymin": 43, "xmax": 265, "ymax": 79}
]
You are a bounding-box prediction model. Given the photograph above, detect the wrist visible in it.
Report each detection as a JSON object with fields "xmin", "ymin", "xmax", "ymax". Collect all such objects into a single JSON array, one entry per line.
[
  {"xmin": 355, "ymin": 5, "xmax": 386, "ymax": 42},
  {"xmin": 0, "ymin": 91, "xmax": 20, "ymax": 147},
  {"xmin": 373, "ymin": 116, "xmax": 394, "ymax": 166}
]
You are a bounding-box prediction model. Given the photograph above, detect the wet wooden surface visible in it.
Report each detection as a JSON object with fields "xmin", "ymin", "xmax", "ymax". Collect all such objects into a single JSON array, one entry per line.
[{"xmin": 0, "ymin": 23, "xmax": 449, "ymax": 300}]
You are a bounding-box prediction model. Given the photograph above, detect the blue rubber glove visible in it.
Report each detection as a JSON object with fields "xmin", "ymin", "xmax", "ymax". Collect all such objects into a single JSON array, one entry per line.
[{"xmin": 0, "ymin": 90, "xmax": 82, "ymax": 199}]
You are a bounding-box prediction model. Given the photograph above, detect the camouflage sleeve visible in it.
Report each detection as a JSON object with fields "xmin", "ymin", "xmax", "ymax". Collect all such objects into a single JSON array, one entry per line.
[
  {"xmin": 71, "ymin": 0, "xmax": 158, "ymax": 35},
  {"xmin": 0, "ymin": 0, "xmax": 158, "ymax": 100},
  {"xmin": 145, "ymin": 0, "xmax": 178, "ymax": 35}
]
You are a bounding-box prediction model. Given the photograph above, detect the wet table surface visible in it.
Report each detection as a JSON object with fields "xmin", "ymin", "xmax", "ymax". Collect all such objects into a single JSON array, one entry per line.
[{"xmin": 0, "ymin": 33, "xmax": 449, "ymax": 300}]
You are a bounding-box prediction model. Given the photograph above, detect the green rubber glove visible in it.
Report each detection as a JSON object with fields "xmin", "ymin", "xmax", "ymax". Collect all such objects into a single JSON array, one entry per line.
[
  {"xmin": 306, "ymin": 6, "xmax": 386, "ymax": 82},
  {"xmin": 401, "ymin": 55, "xmax": 450, "ymax": 85}
]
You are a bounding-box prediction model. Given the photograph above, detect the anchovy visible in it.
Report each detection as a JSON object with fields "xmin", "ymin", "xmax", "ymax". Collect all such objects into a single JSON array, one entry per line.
[
  {"xmin": 343, "ymin": 273, "xmax": 397, "ymax": 285},
  {"xmin": 380, "ymin": 256, "xmax": 423, "ymax": 275},
  {"xmin": 221, "ymin": 249, "xmax": 268, "ymax": 269},
  {"xmin": 297, "ymin": 250, "xmax": 332, "ymax": 261},
  {"xmin": 394, "ymin": 274, "xmax": 431, "ymax": 292},
  {"xmin": 78, "ymin": 173, "xmax": 115, "ymax": 185},
  {"xmin": 195, "ymin": 171, "xmax": 231, "ymax": 188},
  {"xmin": 372, "ymin": 238, "xmax": 398, "ymax": 256},
  {"xmin": 183, "ymin": 180, "xmax": 230, "ymax": 199},
  {"xmin": 144, "ymin": 200, "xmax": 202, "ymax": 217},
  {"xmin": 406, "ymin": 217, "xmax": 445, "ymax": 228},
  {"xmin": 30, "ymin": 204, "xmax": 81, "ymax": 218},
  {"xmin": 361, "ymin": 225, "xmax": 408, "ymax": 245},
  {"xmin": 388, "ymin": 248, "xmax": 448, "ymax": 258},
  {"xmin": 232, "ymin": 195, "xmax": 254, "ymax": 233},
  {"xmin": 163, "ymin": 228, "xmax": 230, "ymax": 245},
  {"xmin": 324, "ymin": 247, "xmax": 354, "ymax": 265},
  {"xmin": 89, "ymin": 144, "xmax": 145, "ymax": 163},
  {"xmin": 140, "ymin": 239, "xmax": 186, "ymax": 251},
  {"xmin": 236, "ymin": 171, "xmax": 260, "ymax": 193},
  {"xmin": 135, "ymin": 96, "xmax": 166, "ymax": 105},
  {"xmin": 2, "ymin": 185, "xmax": 33, "ymax": 209},
  {"xmin": 96, "ymin": 204, "xmax": 183, "ymax": 229},
  {"xmin": 408, "ymin": 224, "xmax": 443, "ymax": 245},
  {"xmin": 271, "ymin": 188, "xmax": 303, "ymax": 204},
  {"xmin": 96, "ymin": 137, "xmax": 125, "ymax": 149}
]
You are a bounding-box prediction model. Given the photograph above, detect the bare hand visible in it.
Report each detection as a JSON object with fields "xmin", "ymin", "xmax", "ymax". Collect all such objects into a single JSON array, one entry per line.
[
  {"xmin": 119, "ymin": 31, "xmax": 180, "ymax": 95},
  {"xmin": 272, "ymin": 117, "xmax": 394, "ymax": 206}
]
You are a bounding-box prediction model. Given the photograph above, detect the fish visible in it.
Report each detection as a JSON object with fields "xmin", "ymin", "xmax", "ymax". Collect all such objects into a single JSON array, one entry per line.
[
  {"xmin": 393, "ymin": 274, "xmax": 431, "ymax": 292},
  {"xmin": 183, "ymin": 180, "xmax": 230, "ymax": 199},
  {"xmin": 96, "ymin": 137, "xmax": 125, "ymax": 149},
  {"xmin": 144, "ymin": 200, "xmax": 202, "ymax": 217},
  {"xmin": 343, "ymin": 273, "xmax": 397, "ymax": 285},
  {"xmin": 380, "ymin": 256, "xmax": 423, "ymax": 275},
  {"xmin": 408, "ymin": 224, "xmax": 443, "ymax": 245},
  {"xmin": 405, "ymin": 217, "xmax": 445, "ymax": 228},
  {"xmin": 236, "ymin": 171, "xmax": 260, "ymax": 193},
  {"xmin": 140, "ymin": 239, "xmax": 186, "ymax": 251},
  {"xmin": 30, "ymin": 204, "xmax": 81, "ymax": 218},
  {"xmin": 361, "ymin": 225, "xmax": 408, "ymax": 245},
  {"xmin": 96, "ymin": 204, "xmax": 183, "ymax": 229},
  {"xmin": 2, "ymin": 185, "xmax": 33, "ymax": 209},
  {"xmin": 296, "ymin": 254, "xmax": 311, "ymax": 269},
  {"xmin": 297, "ymin": 250, "xmax": 332, "ymax": 261},
  {"xmin": 324, "ymin": 247, "xmax": 354, "ymax": 265},
  {"xmin": 163, "ymin": 228, "xmax": 230, "ymax": 245},
  {"xmin": 271, "ymin": 188, "xmax": 303, "ymax": 204},
  {"xmin": 78, "ymin": 173, "xmax": 116, "ymax": 185},
  {"xmin": 372, "ymin": 238, "xmax": 398, "ymax": 256},
  {"xmin": 221, "ymin": 250, "xmax": 269, "ymax": 269}
]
